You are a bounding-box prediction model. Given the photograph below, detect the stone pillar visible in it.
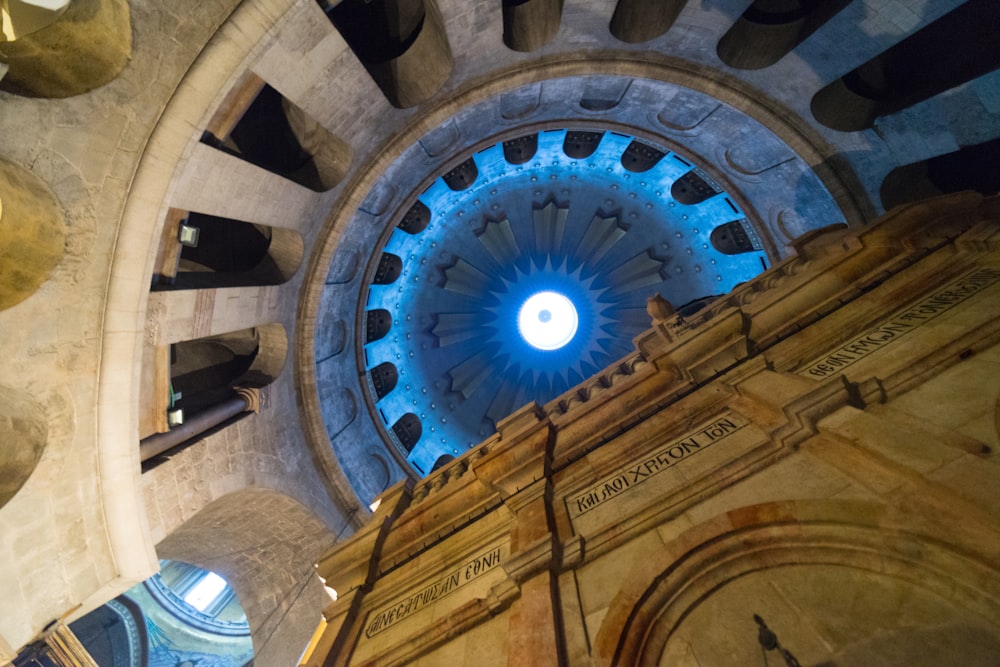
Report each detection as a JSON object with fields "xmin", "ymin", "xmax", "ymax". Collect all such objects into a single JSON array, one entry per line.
[
  {"xmin": 0, "ymin": 157, "xmax": 65, "ymax": 311},
  {"xmin": 502, "ymin": 0, "xmax": 563, "ymax": 53},
  {"xmin": 474, "ymin": 404, "xmax": 567, "ymax": 666},
  {"xmin": 502, "ymin": 483, "xmax": 565, "ymax": 667},
  {"xmin": 0, "ymin": 0, "xmax": 132, "ymax": 98}
]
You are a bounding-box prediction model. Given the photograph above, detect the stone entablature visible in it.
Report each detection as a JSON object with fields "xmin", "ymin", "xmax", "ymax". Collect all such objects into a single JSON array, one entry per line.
[{"xmin": 302, "ymin": 192, "xmax": 1000, "ymax": 666}]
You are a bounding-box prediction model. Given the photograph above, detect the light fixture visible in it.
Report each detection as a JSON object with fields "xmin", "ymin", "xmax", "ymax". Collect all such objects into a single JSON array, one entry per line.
[
  {"xmin": 178, "ymin": 223, "xmax": 200, "ymax": 247},
  {"xmin": 167, "ymin": 408, "xmax": 184, "ymax": 427},
  {"xmin": 517, "ymin": 291, "xmax": 578, "ymax": 351}
]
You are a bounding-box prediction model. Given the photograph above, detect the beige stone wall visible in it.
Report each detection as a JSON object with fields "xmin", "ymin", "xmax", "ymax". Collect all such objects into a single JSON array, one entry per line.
[
  {"xmin": 0, "ymin": 0, "xmax": 357, "ymax": 658},
  {"xmin": 305, "ymin": 194, "xmax": 1000, "ymax": 666}
]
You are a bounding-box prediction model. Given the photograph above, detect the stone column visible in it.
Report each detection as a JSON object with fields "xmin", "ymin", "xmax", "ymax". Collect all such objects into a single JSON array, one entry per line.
[
  {"xmin": 0, "ymin": 157, "xmax": 65, "ymax": 311},
  {"xmin": 0, "ymin": 0, "xmax": 131, "ymax": 98}
]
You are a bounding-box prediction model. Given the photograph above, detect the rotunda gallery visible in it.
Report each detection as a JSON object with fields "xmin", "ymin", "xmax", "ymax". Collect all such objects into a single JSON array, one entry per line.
[{"xmin": 1, "ymin": 0, "xmax": 999, "ymax": 665}]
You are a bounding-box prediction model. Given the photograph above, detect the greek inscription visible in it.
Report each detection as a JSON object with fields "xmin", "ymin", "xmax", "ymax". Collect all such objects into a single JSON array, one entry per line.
[
  {"xmin": 364, "ymin": 545, "xmax": 503, "ymax": 638},
  {"xmin": 801, "ymin": 268, "xmax": 1000, "ymax": 379},
  {"xmin": 570, "ymin": 413, "xmax": 748, "ymax": 516}
]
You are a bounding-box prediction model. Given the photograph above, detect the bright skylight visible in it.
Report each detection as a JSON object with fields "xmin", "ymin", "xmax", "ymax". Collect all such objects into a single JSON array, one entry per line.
[
  {"xmin": 183, "ymin": 571, "xmax": 228, "ymax": 612},
  {"xmin": 517, "ymin": 291, "xmax": 578, "ymax": 350}
]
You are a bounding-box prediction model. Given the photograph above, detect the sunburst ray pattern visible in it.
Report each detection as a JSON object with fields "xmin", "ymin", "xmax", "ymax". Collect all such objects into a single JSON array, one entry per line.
[{"xmin": 357, "ymin": 129, "xmax": 768, "ymax": 475}]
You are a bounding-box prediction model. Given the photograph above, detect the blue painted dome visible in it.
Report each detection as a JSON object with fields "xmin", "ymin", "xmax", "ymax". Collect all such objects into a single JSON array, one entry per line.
[{"xmin": 357, "ymin": 129, "xmax": 767, "ymax": 475}]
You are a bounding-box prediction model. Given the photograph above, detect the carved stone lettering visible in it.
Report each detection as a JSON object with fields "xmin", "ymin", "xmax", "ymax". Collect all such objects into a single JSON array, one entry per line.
[
  {"xmin": 799, "ymin": 267, "xmax": 1000, "ymax": 379},
  {"xmin": 570, "ymin": 413, "xmax": 748, "ymax": 516},
  {"xmin": 363, "ymin": 545, "xmax": 504, "ymax": 638}
]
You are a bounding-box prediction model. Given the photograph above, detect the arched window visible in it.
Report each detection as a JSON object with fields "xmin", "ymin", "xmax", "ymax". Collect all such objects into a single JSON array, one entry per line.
[
  {"xmin": 391, "ymin": 413, "xmax": 423, "ymax": 453},
  {"xmin": 503, "ymin": 133, "xmax": 539, "ymax": 165},
  {"xmin": 621, "ymin": 140, "xmax": 666, "ymax": 173},
  {"xmin": 398, "ymin": 200, "xmax": 432, "ymax": 234},
  {"xmin": 201, "ymin": 76, "xmax": 350, "ymax": 191},
  {"xmin": 373, "ymin": 253, "xmax": 404, "ymax": 285},
  {"xmin": 430, "ymin": 454, "xmax": 455, "ymax": 472},
  {"xmin": 443, "ymin": 157, "xmax": 479, "ymax": 191},
  {"xmin": 671, "ymin": 169, "xmax": 720, "ymax": 205},
  {"xmin": 563, "ymin": 131, "xmax": 604, "ymax": 159},
  {"xmin": 369, "ymin": 361, "xmax": 399, "ymax": 400},
  {"xmin": 151, "ymin": 210, "xmax": 303, "ymax": 290},
  {"xmin": 710, "ymin": 220, "xmax": 761, "ymax": 255},
  {"xmin": 366, "ymin": 309, "xmax": 393, "ymax": 343}
]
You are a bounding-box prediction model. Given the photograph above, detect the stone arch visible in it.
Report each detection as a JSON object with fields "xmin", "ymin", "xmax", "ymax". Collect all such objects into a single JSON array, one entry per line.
[
  {"xmin": 0, "ymin": 157, "xmax": 65, "ymax": 312},
  {"xmin": 594, "ymin": 500, "xmax": 1000, "ymax": 666},
  {"xmin": 0, "ymin": 385, "xmax": 46, "ymax": 510},
  {"xmin": 156, "ymin": 488, "xmax": 336, "ymax": 667},
  {"xmin": 0, "ymin": 0, "xmax": 131, "ymax": 98}
]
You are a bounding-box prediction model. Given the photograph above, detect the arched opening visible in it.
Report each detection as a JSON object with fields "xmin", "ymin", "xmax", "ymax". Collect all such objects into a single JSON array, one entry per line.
[
  {"xmin": 0, "ymin": 0, "xmax": 131, "ymax": 98},
  {"xmin": 880, "ymin": 137, "xmax": 1000, "ymax": 211},
  {"xmin": 710, "ymin": 220, "xmax": 761, "ymax": 255},
  {"xmin": 369, "ymin": 361, "xmax": 399, "ymax": 400},
  {"xmin": 811, "ymin": 1, "xmax": 1000, "ymax": 132},
  {"xmin": 671, "ymin": 169, "xmax": 720, "ymax": 204},
  {"xmin": 502, "ymin": 133, "xmax": 539, "ymax": 165},
  {"xmin": 0, "ymin": 386, "xmax": 46, "ymax": 511},
  {"xmin": 597, "ymin": 501, "xmax": 1000, "ymax": 665},
  {"xmin": 68, "ymin": 596, "xmax": 148, "ymax": 667},
  {"xmin": 319, "ymin": 0, "xmax": 453, "ymax": 109},
  {"xmin": 139, "ymin": 324, "xmax": 287, "ymax": 457},
  {"xmin": 169, "ymin": 325, "xmax": 285, "ymax": 420},
  {"xmin": 502, "ymin": 0, "xmax": 563, "ymax": 53},
  {"xmin": 716, "ymin": 0, "xmax": 852, "ymax": 70},
  {"xmin": 151, "ymin": 210, "xmax": 303, "ymax": 290},
  {"xmin": 391, "ymin": 412, "xmax": 422, "ymax": 454},
  {"xmin": 621, "ymin": 139, "xmax": 665, "ymax": 173},
  {"xmin": 442, "ymin": 156, "xmax": 479, "ymax": 191},
  {"xmin": 68, "ymin": 561, "xmax": 251, "ymax": 667},
  {"xmin": 201, "ymin": 75, "xmax": 350, "ymax": 192},
  {"xmin": 155, "ymin": 490, "xmax": 335, "ymax": 667},
  {"xmin": 373, "ymin": 252, "xmax": 403, "ymax": 285},
  {"xmin": 0, "ymin": 157, "xmax": 65, "ymax": 312},
  {"xmin": 366, "ymin": 309, "xmax": 393, "ymax": 343},
  {"xmin": 398, "ymin": 199, "xmax": 432, "ymax": 235},
  {"xmin": 563, "ymin": 130, "xmax": 604, "ymax": 159},
  {"xmin": 609, "ymin": 0, "xmax": 686, "ymax": 44}
]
